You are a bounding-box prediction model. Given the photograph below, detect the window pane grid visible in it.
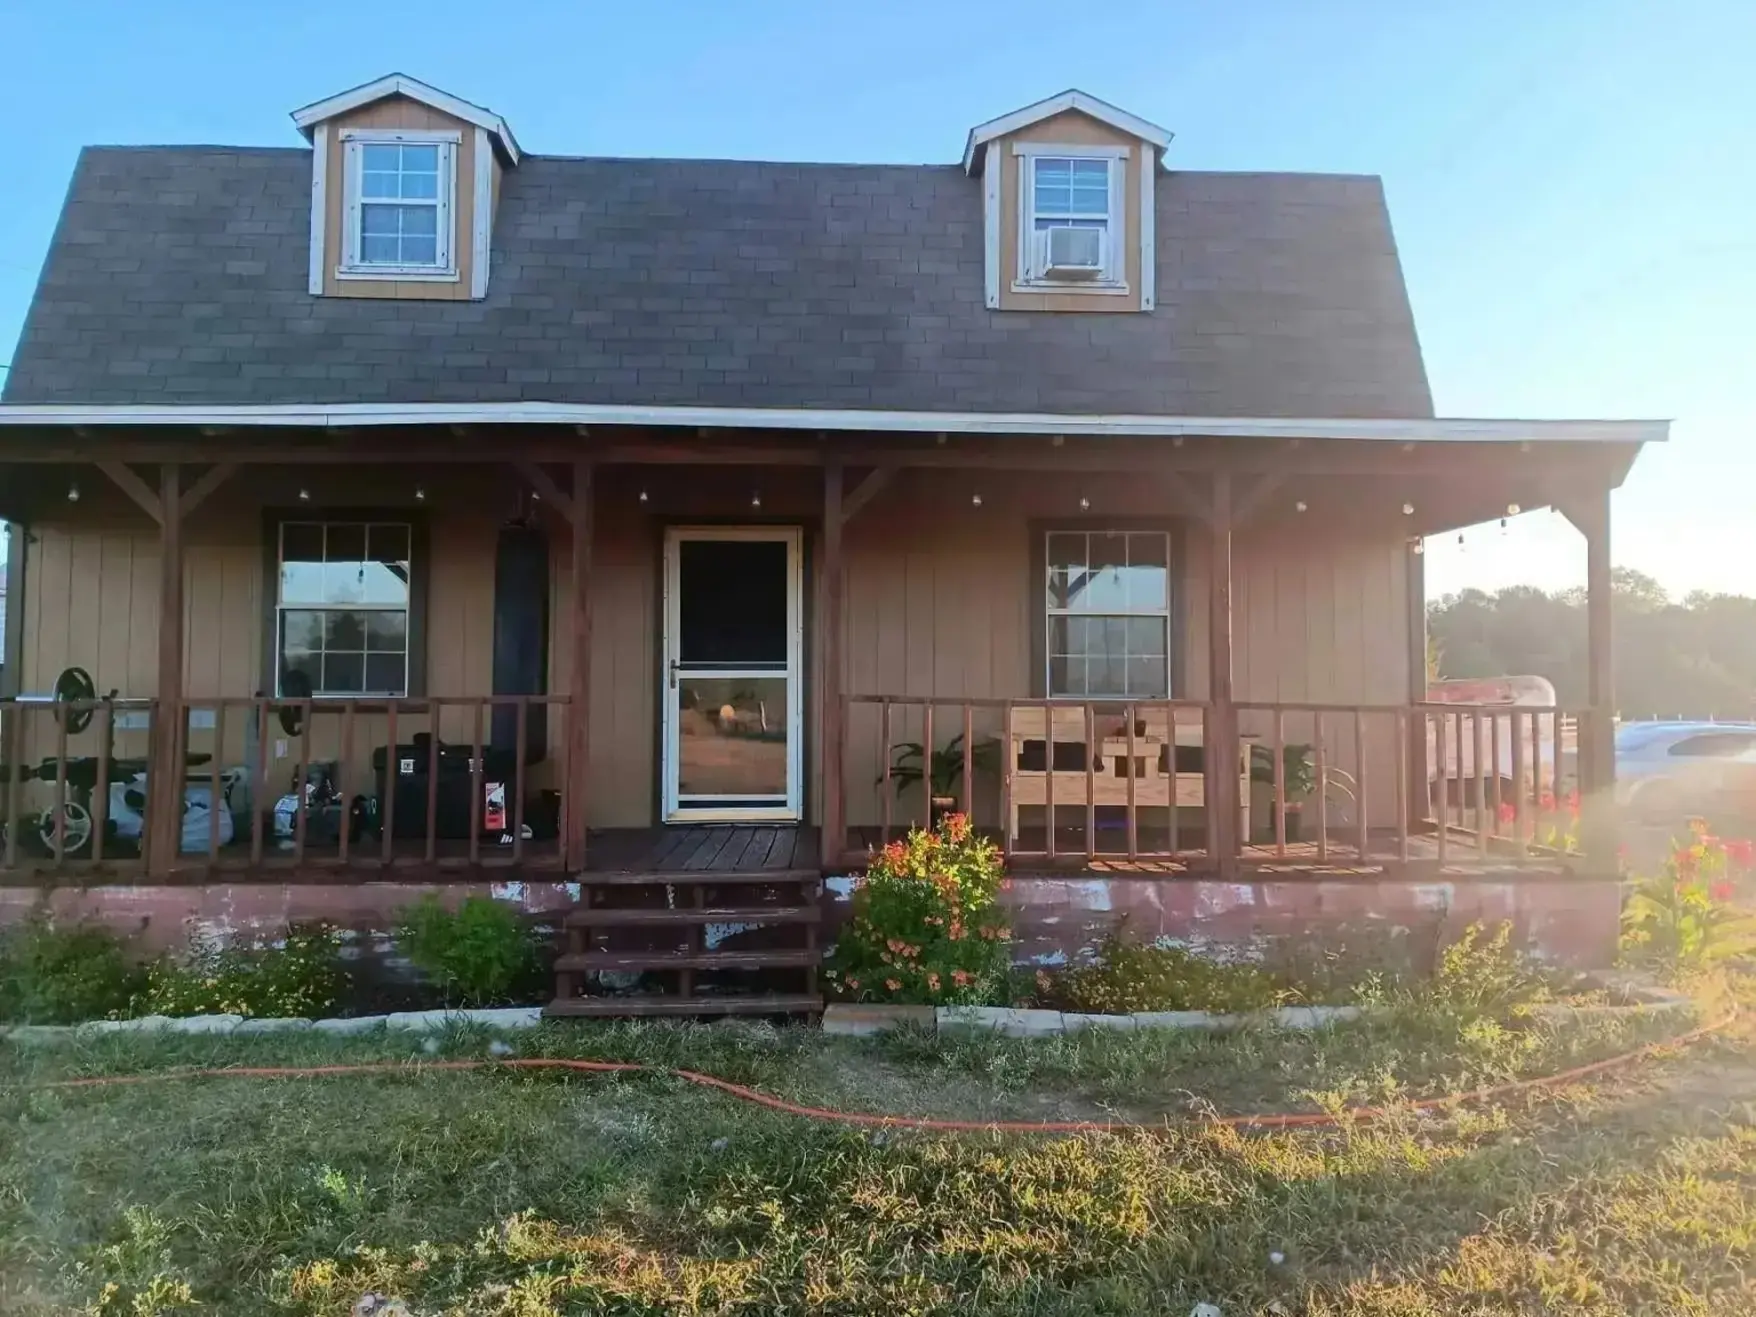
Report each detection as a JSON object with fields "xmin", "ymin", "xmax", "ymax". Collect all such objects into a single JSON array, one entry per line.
[
  {"xmin": 350, "ymin": 140, "xmax": 446, "ymax": 269},
  {"xmin": 1046, "ymin": 530, "xmax": 1171, "ymax": 698},
  {"xmin": 1033, "ymin": 157, "xmax": 1111, "ymax": 218},
  {"xmin": 278, "ymin": 521, "xmax": 411, "ymax": 696}
]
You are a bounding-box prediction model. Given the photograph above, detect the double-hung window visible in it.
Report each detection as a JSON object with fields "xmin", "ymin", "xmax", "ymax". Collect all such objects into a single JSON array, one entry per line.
[
  {"xmin": 1017, "ymin": 148, "xmax": 1127, "ymax": 287},
  {"xmin": 276, "ymin": 522, "xmax": 413, "ymax": 697},
  {"xmin": 1046, "ymin": 530, "xmax": 1170, "ymax": 698},
  {"xmin": 339, "ymin": 131, "xmax": 457, "ymax": 278}
]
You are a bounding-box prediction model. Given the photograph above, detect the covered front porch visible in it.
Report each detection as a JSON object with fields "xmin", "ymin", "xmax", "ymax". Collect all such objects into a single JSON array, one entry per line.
[{"xmin": 0, "ymin": 412, "xmax": 1633, "ymax": 888}]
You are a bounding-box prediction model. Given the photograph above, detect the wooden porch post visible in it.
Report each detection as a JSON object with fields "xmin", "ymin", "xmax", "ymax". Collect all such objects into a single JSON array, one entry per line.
[
  {"xmin": 819, "ymin": 457, "xmax": 845, "ymax": 870},
  {"xmin": 1207, "ymin": 471, "xmax": 1240, "ymax": 877},
  {"xmin": 1564, "ymin": 486, "xmax": 1617, "ymax": 868},
  {"xmin": 148, "ymin": 464, "xmax": 184, "ymax": 876},
  {"xmin": 1405, "ymin": 525, "xmax": 1430, "ymax": 829},
  {"xmin": 565, "ymin": 459, "xmax": 595, "ymax": 871}
]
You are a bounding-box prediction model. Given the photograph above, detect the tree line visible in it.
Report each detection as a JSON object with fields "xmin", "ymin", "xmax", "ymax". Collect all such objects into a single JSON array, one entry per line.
[{"xmin": 1428, "ymin": 568, "xmax": 1756, "ymax": 720}]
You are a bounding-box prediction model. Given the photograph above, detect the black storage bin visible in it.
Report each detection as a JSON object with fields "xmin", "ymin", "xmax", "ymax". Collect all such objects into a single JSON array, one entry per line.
[{"xmin": 371, "ymin": 738, "xmax": 516, "ymax": 841}]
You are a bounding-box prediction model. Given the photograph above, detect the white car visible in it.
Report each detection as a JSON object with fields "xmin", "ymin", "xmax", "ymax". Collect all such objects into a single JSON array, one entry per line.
[{"xmin": 1614, "ymin": 721, "xmax": 1756, "ymax": 823}]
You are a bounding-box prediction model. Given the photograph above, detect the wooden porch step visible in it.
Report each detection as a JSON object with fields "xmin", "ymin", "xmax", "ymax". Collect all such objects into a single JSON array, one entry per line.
[
  {"xmin": 544, "ymin": 993, "xmax": 823, "ymax": 1018},
  {"xmin": 581, "ymin": 868, "xmax": 820, "ymax": 886},
  {"xmin": 563, "ymin": 905, "xmax": 819, "ymax": 928},
  {"xmin": 554, "ymin": 949, "xmax": 820, "ymax": 973}
]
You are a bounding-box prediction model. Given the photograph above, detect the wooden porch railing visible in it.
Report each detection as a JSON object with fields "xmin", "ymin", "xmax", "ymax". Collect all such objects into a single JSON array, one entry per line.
[
  {"xmin": 838, "ymin": 696, "xmax": 1613, "ymax": 873},
  {"xmin": 0, "ymin": 695, "xmax": 574, "ymax": 878}
]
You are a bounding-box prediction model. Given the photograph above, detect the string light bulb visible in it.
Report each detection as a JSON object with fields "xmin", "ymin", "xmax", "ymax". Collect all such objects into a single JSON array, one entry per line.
[
  {"xmin": 1410, "ymin": 538, "xmax": 1424, "ymax": 555},
  {"xmin": 970, "ymin": 491, "xmax": 983, "ymax": 508},
  {"xmin": 1506, "ymin": 502, "xmax": 1521, "ymax": 516},
  {"xmin": 414, "ymin": 485, "xmax": 426, "ymax": 503},
  {"xmin": 1401, "ymin": 502, "xmax": 1415, "ymax": 516},
  {"xmin": 750, "ymin": 490, "xmax": 762, "ymax": 510},
  {"xmin": 638, "ymin": 489, "xmax": 649, "ymax": 504},
  {"xmin": 1294, "ymin": 500, "xmax": 1308, "ymax": 513},
  {"xmin": 297, "ymin": 488, "xmax": 310, "ymax": 502},
  {"xmin": 1078, "ymin": 495, "xmax": 1091, "ymax": 511},
  {"xmin": 66, "ymin": 481, "xmax": 80, "ymax": 503}
]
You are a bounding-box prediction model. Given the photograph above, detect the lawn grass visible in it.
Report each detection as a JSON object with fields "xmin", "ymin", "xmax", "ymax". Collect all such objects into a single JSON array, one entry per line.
[{"xmin": 2, "ymin": 996, "xmax": 1750, "ymax": 1315}]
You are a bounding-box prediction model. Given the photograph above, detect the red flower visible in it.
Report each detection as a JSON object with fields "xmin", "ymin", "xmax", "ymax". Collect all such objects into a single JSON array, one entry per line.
[
  {"xmin": 951, "ymin": 969, "xmax": 971, "ymax": 986},
  {"xmin": 1565, "ymin": 790, "xmax": 1581, "ymax": 818},
  {"xmin": 884, "ymin": 978, "xmax": 901, "ymax": 992},
  {"xmin": 1539, "ymin": 790, "xmax": 1557, "ymax": 813},
  {"xmin": 926, "ymin": 972, "xmax": 941, "ymax": 991},
  {"xmin": 1711, "ymin": 881, "xmax": 1735, "ymax": 902},
  {"xmin": 1675, "ymin": 847, "xmax": 1699, "ymax": 879},
  {"xmin": 845, "ymin": 977, "xmax": 860, "ymax": 991},
  {"xmin": 1497, "ymin": 801, "xmax": 1517, "ymax": 826},
  {"xmin": 1726, "ymin": 839, "xmax": 1756, "ymax": 870}
]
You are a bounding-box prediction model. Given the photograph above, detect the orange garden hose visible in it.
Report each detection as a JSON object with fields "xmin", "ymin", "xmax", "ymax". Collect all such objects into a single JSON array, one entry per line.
[{"xmin": 34, "ymin": 1009, "xmax": 1739, "ymax": 1134}]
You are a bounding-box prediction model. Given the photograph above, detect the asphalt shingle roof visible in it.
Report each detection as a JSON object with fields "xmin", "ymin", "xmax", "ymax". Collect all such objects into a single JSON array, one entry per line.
[{"xmin": 3, "ymin": 145, "xmax": 1432, "ymax": 417}]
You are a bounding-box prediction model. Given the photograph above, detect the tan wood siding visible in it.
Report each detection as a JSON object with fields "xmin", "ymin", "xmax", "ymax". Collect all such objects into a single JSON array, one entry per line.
[
  {"xmin": 996, "ymin": 109, "xmax": 1145, "ymax": 314},
  {"xmin": 321, "ymin": 95, "xmax": 478, "ymax": 301}
]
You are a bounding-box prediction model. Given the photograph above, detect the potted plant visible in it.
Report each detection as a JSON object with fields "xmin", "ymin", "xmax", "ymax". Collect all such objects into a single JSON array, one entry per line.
[
  {"xmin": 1250, "ymin": 742, "xmax": 1315, "ymax": 842},
  {"xmin": 883, "ymin": 733, "xmax": 999, "ymax": 825}
]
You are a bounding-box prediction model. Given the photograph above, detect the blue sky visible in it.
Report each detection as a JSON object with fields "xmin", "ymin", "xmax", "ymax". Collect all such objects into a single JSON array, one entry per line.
[{"xmin": 1, "ymin": 0, "xmax": 1749, "ymax": 599}]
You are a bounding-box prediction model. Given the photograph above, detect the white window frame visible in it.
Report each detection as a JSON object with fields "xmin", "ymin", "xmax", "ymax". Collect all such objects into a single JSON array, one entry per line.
[
  {"xmin": 1045, "ymin": 529, "xmax": 1172, "ymax": 699},
  {"xmin": 337, "ymin": 128, "xmax": 460, "ymax": 282},
  {"xmin": 275, "ymin": 520, "xmax": 414, "ymax": 699},
  {"xmin": 1014, "ymin": 142, "xmax": 1130, "ymax": 295}
]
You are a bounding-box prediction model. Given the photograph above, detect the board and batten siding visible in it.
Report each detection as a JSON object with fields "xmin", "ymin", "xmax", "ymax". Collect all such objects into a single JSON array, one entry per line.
[{"xmin": 10, "ymin": 467, "xmax": 1412, "ymax": 830}]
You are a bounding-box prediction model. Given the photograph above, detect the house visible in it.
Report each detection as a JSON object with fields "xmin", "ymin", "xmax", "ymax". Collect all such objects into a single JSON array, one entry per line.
[{"xmin": 0, "ymin": 75, "xmax": 1662, "ymax": 1010}]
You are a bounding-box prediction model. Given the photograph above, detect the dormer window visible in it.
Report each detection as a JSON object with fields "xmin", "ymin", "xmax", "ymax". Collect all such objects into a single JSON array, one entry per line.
[
  {"xmin": 339, "ymin": 131, "xmax": 458, "ymax": 280},
  {"xmin": 1016, "ymin": 145, "xmax": 1127, "ymax": 290}
]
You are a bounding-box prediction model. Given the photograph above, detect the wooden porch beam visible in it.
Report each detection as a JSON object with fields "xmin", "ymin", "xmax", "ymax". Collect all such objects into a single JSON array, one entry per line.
[
  {"xmin": 96, "ymin": 460, "xmax": 164, "ymax": 524},
  {"xmin": 564, "ymin": 460, "xmax": 595, "ymax": 871},
  {"xmin": 146, "ymin": 464, "xmax": 184, "ymax": 876},
  {"xmin": 839, "ymin": 464, "xmax": 895, "ymax": 528},
  {"xmin": 178, "ymin": 461, "xmax": 237, "ymax": 518},
  {"xmin": 1154, "ymin": 468, "xmax": 1212, "ymax": 524},
  {"xmin": 513, "ymin": 460, "xmax": 577, "ymax": 523},
  {"xmin": 820, "ymin": 458, "xmax": 846, "ymax": 868}
]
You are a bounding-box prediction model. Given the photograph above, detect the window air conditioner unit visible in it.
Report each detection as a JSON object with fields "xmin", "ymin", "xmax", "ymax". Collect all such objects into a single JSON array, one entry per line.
[{"xmin": 1040, "ymin": 225, "xmax": 1105, "ymax": 280}]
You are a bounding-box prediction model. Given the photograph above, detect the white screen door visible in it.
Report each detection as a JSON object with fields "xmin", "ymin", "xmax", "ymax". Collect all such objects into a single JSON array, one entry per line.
[{"xmin": 661, "ymin": 526, "xmax": 803, "ymax": 822}]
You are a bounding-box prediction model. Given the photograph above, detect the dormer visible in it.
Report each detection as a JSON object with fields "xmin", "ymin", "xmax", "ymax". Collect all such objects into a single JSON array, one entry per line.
[
  {"xmin": 964, "ymin": 90, "xmax": 1171, "ymax": 313},
  {"xmin": 291, "ymin": 74, "xmax": 521, "ymax": 301}
]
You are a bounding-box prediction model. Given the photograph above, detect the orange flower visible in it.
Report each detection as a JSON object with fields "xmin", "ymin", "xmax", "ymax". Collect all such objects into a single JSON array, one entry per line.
[
  {"xmin": 887, "ymin": 939, "xmax": 904, "ymax": 953},
  {"xmin": 944, "ymin": 812, "xmax": 971, "ymax": 842},
  {"xmin": 949, "ymin": 920, "xmax": 964, "ymax": 940},
  {"xmin": 845, "ymin": 977, "xmax": 860, "ymax": 990},
  {"xmin": 880, "ymin": 952, "xmax": 893, "ymax": 964},
  {"xmin": 952, "ymin": 969, "xmax": 971, "ymax": 986},
  {"xmin": 884, "ymin": 978, "xmax": 901, "ymax": 992},
  {"xmin": 926, "ymin": 973, "xmax": 941, "ymax": 991}
]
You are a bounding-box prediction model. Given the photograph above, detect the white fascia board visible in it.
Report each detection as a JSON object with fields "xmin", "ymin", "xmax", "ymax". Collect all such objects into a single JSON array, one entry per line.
[
  {"xmin": 291, "ymin": 73, "xmax": 521, "ymax": 164},
  {"xmin": 0, "ymin": 403, "xmax": 1671, "ymax": 446},
  {"xmin": 963, "ymin": 89, "xmax": 1173, "ymax": 174}
]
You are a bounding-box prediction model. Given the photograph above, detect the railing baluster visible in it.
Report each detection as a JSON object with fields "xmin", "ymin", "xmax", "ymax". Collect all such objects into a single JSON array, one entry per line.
[
  {"xmin": 92, "ymin": 702, "xmax": 113, "ymax": 867},
  {"xmin": 50, "ymin": 703, "xmax": 72, "ymax": 869},
  {"xmin": 1084, "ymin": 703, "xmax": 1096, "ymax": 861},
  {"xmin": 1395, "ymin": 707, "xmax": 1409, "ymax": 861},
  {"xmin": 1203, "ymin": 704, "xmax": 1218, "ymax": 862},
  {"xmin": 1511, "ymin": 708, "xmax": 1528, "ymax": 858},
  {"xmin": 512, "ymin": 698, "xmax": 529, "ymax": 864},
  {"xmin": 470, "ymin": 699, "xmax": 485, "ymax": 867},
  {"xmin": 1315, "ymin": 712, "xmax": 1329, "ymax": 863},
  {"xmin": 922, "ymin": 702, "xmax": 934, "ymax": 831},
  {"xmin": 1435, "ymin": 710, "xmax": 1449, "ymax": 870},
  {"xmin": 3, "ymin": 706, "xmax": 21, "ymax": 869},
  {"xmin": 1354, "ymin": 710, "xmax": 1369, "ymax": 861},
  {"xmin": 1044, "ymin": 700, "xmax": 1055, "ymax": 861},
  {"xmin": 1531, "ymin": 711, "xmax": 1545, "ymax": 849},
  {"xmin": 337, "ymin": 700, "xmax": 354, "ymax": 868},
  {"xmin": 1490, "ymin": 712, "xmax": 1504, "ymax": 837},
  {"xmin": 293, "ymin": 700, "xmax": 312, "ymax": 866},
  {"xmin": 879, "ymin": 698, "xmax": 892, "ymax": 847},
  {"xmin": 1273, "ymin": 708, "xmax": 1286, "ymax": 858},
  {"xmin": 382, "ymin": 701, "xmax": 398, "ymax": 866},
  {"xmin": 1474, "ymin": 709, "xmax": 1489, "ymax": 855},
  {"xmin": 1166, "ymin": 702, "xmax": 1179, "ymax": 857},
  {"xmin": 425, "ymin": 703, "xmax": 441, "ymax": 865},
  {"xmin": 1000, "ymin": 699, "xmax": 1014, "ymax": 859},
  {"xmin": 962, "ymin": 703, "xmax": 974, "ymax": 823},
  {"xmin": 1125, "ymin": 702, "xmax": 1138, "ymax": 860},
  {"xmin": 251, "ymin": 700, "xmax": 267, "ymax": 867},
  {"xmin": 209, "ymin": 703, "xmax": 225, "ymax": 865}
]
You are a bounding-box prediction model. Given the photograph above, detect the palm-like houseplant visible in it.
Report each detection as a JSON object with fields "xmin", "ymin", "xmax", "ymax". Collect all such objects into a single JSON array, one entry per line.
[{"xmin": 883, "ymin": 733, "xmax": 1001, "ymax": 823}]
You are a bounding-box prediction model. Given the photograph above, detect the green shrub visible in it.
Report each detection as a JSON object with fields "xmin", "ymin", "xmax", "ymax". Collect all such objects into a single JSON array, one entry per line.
[
  {"xmin": 1622, "ymin": 826, "xmax": 1756, "ymax": 978},
  {"xmin": 1423, "ymin": 921, "xmax": 1552, "ymax": 1015},
  {"xmin": 0, "ymin": 915, "xmax": 144, "ymax": 1023},
  {"xmin": 826, "ymin": 813, "xmax": 1012, "ymax": 1005},
  {"xmin": 1043, "ymin": 934, "xmax": 1285, "ymax": 1015},
  {"xmin": 396, "ymin": 895, "xmax": 542, "ymax": 1006},
  {"xmin": 137, "ymin": 926, "xmax": 346, "ymax": 1018}
]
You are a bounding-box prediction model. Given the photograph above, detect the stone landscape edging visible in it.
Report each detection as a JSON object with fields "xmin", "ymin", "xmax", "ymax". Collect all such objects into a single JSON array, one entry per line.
[{"xmin": 1, "ymin": 1005, "xmax": 544, "ymax": 1043}]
